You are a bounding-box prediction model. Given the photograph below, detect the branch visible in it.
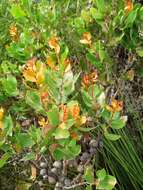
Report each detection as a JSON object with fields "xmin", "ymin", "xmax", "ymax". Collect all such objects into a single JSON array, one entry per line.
[{"xmin": 63, "ymin": 182, "xmax": 88, "ymax": 190}]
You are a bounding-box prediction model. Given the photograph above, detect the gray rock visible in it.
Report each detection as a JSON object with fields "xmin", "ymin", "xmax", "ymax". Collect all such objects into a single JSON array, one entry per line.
[
  {"xmin": 40, "ymin": 169, "xmax": 47, "ymax": 176},
  {"xmin": 53, "ymin": 161, "xmax": 62, "ymax": 169},
  {"xmin": 40, "ymin": 162, "xmax": 48, "ymax": 168},
  {"xmin": 48, "ymin": 176, "xmax": 56, "ymax": 184}
]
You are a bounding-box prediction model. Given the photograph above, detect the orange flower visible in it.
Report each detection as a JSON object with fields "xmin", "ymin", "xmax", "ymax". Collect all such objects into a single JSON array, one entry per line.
[
  {"xmin": 9, "ymin": 24, "xmax": 18, "ymax": 41},
  {"xmin": 23, "ymin": 57, "xmax": 45, "ymax": 85},
  {"xmin": 125, "ymin": 0, "xmax": 133, "ymax": 12},
  {"xmin": 82, "ymin": 74, "xmax": 90, "ymax": 88},
  {"xmin": 80, "ymin": 32, "xmax": 92, "ymax": 45},
  {"xmin": 71, "ymin": 105, "xmax": 80, "ymax": 119},
  {"xmin": 48, "ymin": 37, "xmax": 60, "ymax": 54},
  {"xmin": 23, "ymin": 57, "xmax": 37, "ymax": 82},
  {"xmin": 106, "ymin": 98, "xmax": 123, "ymax": 113}
]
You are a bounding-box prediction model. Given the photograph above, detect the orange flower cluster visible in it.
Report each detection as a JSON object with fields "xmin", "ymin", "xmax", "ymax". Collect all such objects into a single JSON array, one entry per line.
[
  {"xmin": 48, "ymin": 37, "xmax": 60, "ymax": 54},
  {"xmin": 9, "ymin": 25, "xmax": 18, "ymax": 41},
  {"xmin": 82, "ymin": 71, "xmax": 98, "ymax": 88},
  {"xmin": 23, "ymin": 57, "xmax": 45, "ymax": 85},
  {"xmin": 60, "ymin": 103, "xmax": 86, "ymax": 126},
  {"xmin": 125, "ymin": 0, "xmax": 133, "ymax": 12},
  {"xmin": 106, "ymin": 98, "xmax": 123, "ymax": 113},
  {"xmin": 80, "ymin": 32, "xmax": 92, "ymax": 45}
]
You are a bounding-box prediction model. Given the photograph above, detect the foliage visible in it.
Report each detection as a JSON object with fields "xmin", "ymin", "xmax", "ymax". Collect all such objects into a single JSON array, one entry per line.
[{"xmin": 0, "ymin": 0, "xmax": 143, "ymax": 189}]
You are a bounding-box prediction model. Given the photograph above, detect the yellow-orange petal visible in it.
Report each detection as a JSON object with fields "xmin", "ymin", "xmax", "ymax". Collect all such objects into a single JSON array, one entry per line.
[
  {"xmin": 47, "ymin": 56, "xmax": 56, "ymax": 70},
  {"xmin": 48, "ymin": 37, "xmax": 60, "ymax": 54},
  {"xmin": 59, "ymin": 122, "xmax": 66, "ymax": 130},
  {"xmin": 80, "ymin": 32, "xmax": 92, "ymax": 45},
  {"xmin": 0, "ymin": 107, "xmax": 4, "ymax": 121},
  {"xmin": 125, "ymin": 1, "xmax": 133, "ymax": 12},
  {"xmin": 23, "ymin": 69, "xmax": 37, "ymax": 82}
]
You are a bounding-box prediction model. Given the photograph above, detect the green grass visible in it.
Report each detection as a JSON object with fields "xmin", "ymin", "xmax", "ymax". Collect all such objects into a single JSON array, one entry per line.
[{"xmin": 103, "ymin": 117, "xmax": 143, "ymax": 190}]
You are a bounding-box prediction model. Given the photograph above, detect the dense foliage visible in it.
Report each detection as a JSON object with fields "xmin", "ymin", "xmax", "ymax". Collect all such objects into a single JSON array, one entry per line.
[{"xmin": 0, "ymin": 0, "xmax": 143, "ymax": 189}]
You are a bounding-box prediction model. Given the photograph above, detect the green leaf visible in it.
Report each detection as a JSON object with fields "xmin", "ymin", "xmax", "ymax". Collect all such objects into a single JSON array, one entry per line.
[
  {"xmin": 95, "ymin": 0, "xmax": 105, "ymax": 13},
  {"xmin": 22, "ymin": 153, "xmax": 36, "ymax": 161},
  {"xmin": 97, "ymin": 92, "xmax": 105, "ymax": 106},
  {"xmin": 96, "ymin": 174, "xmax": 117, "ymax": 190},
  {"xmin": 136, "ymin": 48, "xmax": 143, "ymax": 57},
  {"xmin": 139, "ymin": 7, "xmax": 143, "ymax": 21},
  {"xmin": 0, "ymin": 152, "xmax": 11, "ymax": 168},
  {"xmin": 84, "ymin": 165, "xmax": 94, "ymax": 183},
  {"xmin": 3, "ymin": 115, "xmax": 13, "ymax": 136},
  {"xmin": 81, "ymin": 89, "xmax": 92, "ymax": 108},
  {"xmin": 28, "ymin": 125, "xmax": 42, "ymax": 143},
  {"xmin": 86, "ymin": 186, "xmax": 92, "ymax": 190},
  {"xmin": 74, "ymin": 17, "xmax": 85, "ymax": 29},
  {"xmin": 111, "ymin": 119, "xmax": 125, "ymax": 129},
  {"xmin": 90, "ymin": 7, "xmax": 104, "ymax": 20},
  {"xmin": 88, "ymin": 84, "xmax": 101, "ymax": 97},
  {"xmin": 81, "ymin": 10, "xmax": 91, "ymax": 23},
  {"xmin": 10, "ymin": 5, "xmax": 26, "ymax": 19},
  {"xmin": 54, "ymin": 128, "xmax": 70, "ymax": 139},
  {"xmin": 124, "ymin": 9, "xmax": 138, "ymax": 28},
  {"xmin": 86, "ymin": 52, "xmax": 103, "ymax": 71},
  {"xmin": 101, "ymin": 109, "xmax": 111, "ymax": 121},
  {"xmin": 65, "ymin": 144, "xmax": 81, "ymax": 159},
  {"xmin": 47, "ymin": 106, "xmax": 59, "ymax": 127},
  {"xmin": 26, "ymin": 91, "xmax": 44, "ymax": 112},
  {"xmin": 53, "ymin": 148, "xmax": 66, "ymax": 160},
  {"xmin": 45, "ymin": 71, "xmax": 60, "ymax": 103},
  {"xmin": 66, "ymin": 119, "xmax": 75, "ymax": 129},
  {"xmin": 98, "ymin": 41, "xmax": 106, "ymax": 62},
  {"xmin": 16, "ymin": 133, "xmax": 35, "ymax": 148},
  {"xmin": 53, "ymin": 140, "xmax": 81, "ymax": 160},
  {"xmin": 61, "ymin": 46, "xmax": 69, "ymax": 65},
  {"xmin": 104, "ymin": 132, "xmax": 121, "ymax": 141},
  {"xmin": 2, "ymin": 76, "xmax": 18, "ymax": 96},
  {"xmin": 96, "ymin": 169, "xmax": 106, "ymax": 180}
]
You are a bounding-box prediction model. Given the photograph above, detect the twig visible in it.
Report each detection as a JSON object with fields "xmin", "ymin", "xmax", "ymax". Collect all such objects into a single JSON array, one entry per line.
[
  {"xmin": 63, "ymin": 182, "xmax": 88, "ymax": 189},
  {"xmin": 30, "ymin": 160, "xmax": 40, "ymax": 170}
]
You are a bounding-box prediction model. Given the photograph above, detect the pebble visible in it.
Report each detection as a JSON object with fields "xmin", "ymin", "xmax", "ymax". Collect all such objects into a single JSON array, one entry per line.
[
  {"xmin": 51, "ymin": 167, "xmax": 58, "ymax": 174},
  {"xmin": 64, "ymin": 178, "xmax": 71, "ymax": 187},
  {"xmin": 48, "ymin": 176, "xmax": 56, "ymax": 184},
  {"xmin": 55, "ymin": 182, "xmax": 63, "ymax": 188},
  {"xmin": 53, "ymin": 161, "xmax": 62, "ymax": 169},
  {"xmin": 89, "ymin": 139, "xmax": 98, "ymax": 148},
  {"xmin": 43, "ymin": 174, "xmax": 48, "ymax": 180},
  {"xmin": 40, "ymin": 169, "xmax": 47, "ymax": 176},
  {"xmin": 80, "ymin": 152, "xmax": 90, "ymax": 162},
  {"xmin": 40, "ymin": 162, "xmax": 48, "ymax": 168}
]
